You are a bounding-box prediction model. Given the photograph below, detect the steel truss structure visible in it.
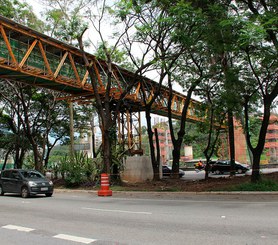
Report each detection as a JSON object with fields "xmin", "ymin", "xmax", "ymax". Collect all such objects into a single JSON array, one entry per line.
[{"xmin": 0, "ymin": 15, "xmax": 205, "ymax": 154}]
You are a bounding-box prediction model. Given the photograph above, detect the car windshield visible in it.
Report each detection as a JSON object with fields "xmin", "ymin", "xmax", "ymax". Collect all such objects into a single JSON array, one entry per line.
[{"xmin": 20, "ymin": 170, "xmax": 44, "ymax": 179}]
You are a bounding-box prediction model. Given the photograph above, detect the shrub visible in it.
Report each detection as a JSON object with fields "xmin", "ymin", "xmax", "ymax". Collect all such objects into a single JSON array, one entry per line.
[{"xmin": 58, "ymin": 151, "xmax": 100, "ymax": 187}]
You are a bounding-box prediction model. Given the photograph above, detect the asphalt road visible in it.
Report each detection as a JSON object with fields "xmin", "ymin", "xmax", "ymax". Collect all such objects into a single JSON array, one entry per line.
[{"xmin": 1, "ymin": 191, "xmax": 278, "ymax": 245}]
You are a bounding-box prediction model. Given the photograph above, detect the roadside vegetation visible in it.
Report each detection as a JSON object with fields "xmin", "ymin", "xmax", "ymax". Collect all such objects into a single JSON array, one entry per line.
[{"xmin": 225, "ymin": 179, "xmax": 278, "ymax": 192}]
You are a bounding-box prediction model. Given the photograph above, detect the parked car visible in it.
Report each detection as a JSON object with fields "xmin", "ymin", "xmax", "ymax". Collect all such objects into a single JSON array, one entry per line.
[
  {"xmin": 0, "ymin": 169, "xmax": 54, "ymax": 198},
  {"xmin": 210, "ymin": 160, "xmax": 250, "ymax": 174},
  {"xmin": 162, "ymin": 165, "xmax": 185, "ymax": 178}
]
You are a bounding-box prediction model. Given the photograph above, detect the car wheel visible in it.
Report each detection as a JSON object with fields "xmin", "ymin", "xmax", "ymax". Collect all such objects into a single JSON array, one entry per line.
[
  {"xmin": 45, "ymin": 193, "xmax": 53, "ymax": 197},
  {"xmin": 0, "ymin": 185, "xmax": 4, "ymax": 196},
  {"xmin": 237, "ymin": 169, "xmax": 243, "ymax": 174},
  {"xmin": 21, "ymin": 186, "xmax": 29, "ymax": 198},
  {"xmin": 215, "ymin": 170, "xmax": 221, "ymax": 175}
]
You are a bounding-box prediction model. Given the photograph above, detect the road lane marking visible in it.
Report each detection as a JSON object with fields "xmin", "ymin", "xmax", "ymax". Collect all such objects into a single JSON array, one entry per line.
[
  {"xmin": 82, "ymin": 207, "xmax": 152, "ymax": 215},
  {"xmin": 53, "ymin": 234, "xmax": 97, "ymax": 244},
  {"xmin": 2, "ymin": 225, "xmax": 35, "ymax": 232}
]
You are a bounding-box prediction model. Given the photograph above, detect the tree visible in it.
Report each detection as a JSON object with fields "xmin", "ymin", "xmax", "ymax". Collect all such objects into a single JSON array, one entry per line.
[
  {"xmin": 236, "ymin": 0, "xmax": 278, "ymax": 182},
  {"xmin": 0, "ymin": 1, "xmax": 49, "ymax": 170},
  {"xmin": 115, "ymin": 1, "xmax": 205, "ymax": 179},
  {"xmin": 192, "ymin": 1, "xmax": 243, "ymax": 177},
  {"xmin": 0, "ymin": 0, "xmax": 44, "ymax": 31},
  {"xmin": 0, "ymin": 110, "xmax": 30, "ymax": 169},
  {"xmin": 77, "ymin": 0, "xmax": 141, "ymax": 176},
  {"xmin": 41, "ymin": 0, "xmax": 93, "ymax": 158},
  {"xmin": 0, "ymin": 81, "xmax": 71, "ymax": 171},
  {"xmin": 187, "ymin": 0, "xmax": 277, "ymax": 182},
  {"xmin": 42, "ymin": 0, "xmax": 90, "ymax": 46},
  {"xmin": 162, "ymin": 1, "xmax": 213, "ymax": 178},
  {"xmin": 116, "ymin": 1, "xmax": 167, "ymax": 180},
  {"xmin": 198, "ymin": 86, "xmax": 226, "ymax": 179}
]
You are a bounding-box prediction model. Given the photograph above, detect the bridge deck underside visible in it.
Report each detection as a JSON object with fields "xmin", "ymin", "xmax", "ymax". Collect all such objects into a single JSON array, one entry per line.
[{"xmin": 0, "ymin": 68, "xmax": 86, "ymax": 95}]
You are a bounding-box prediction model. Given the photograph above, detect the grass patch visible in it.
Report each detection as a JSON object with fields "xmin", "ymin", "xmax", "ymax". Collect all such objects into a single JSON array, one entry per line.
[
  {"xmin": 227, "ymin": 179, "xmax": 278, "ymax": 191},
  {"xmin": 110, "ymin": 186, "xmax": 130, "ymax": 191}
]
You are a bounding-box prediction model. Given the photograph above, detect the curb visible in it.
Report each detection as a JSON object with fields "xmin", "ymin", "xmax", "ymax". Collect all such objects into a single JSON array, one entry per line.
[{"xmin": 54, "ymin": 188, "xmax": 278, "ymax": 195}]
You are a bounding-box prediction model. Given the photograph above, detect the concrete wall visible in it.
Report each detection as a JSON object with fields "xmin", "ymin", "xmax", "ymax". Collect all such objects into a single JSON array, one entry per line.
[{"xmin": 121, "ymin": 156, "xmax": 154, "ymax": 183}]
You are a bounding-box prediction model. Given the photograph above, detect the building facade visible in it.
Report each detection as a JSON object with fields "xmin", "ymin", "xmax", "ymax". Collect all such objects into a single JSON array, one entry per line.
[{"xmin": 264, "ymin": 115, "xmax": 278, "ymax": 164}]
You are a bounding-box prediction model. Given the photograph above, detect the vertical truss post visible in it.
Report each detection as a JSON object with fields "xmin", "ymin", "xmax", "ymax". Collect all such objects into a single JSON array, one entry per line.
[
  {"xmin": 138, "ymin": 112, "xmax": 142, "ymax": 151},
  {"xmin": 127, "ymin": 111, "xmax": 132, "ymax": 149},
  {"xmin": 117, "ymin": 113, "xmax": 122, "ymax": 144},
  {"xmin": 117, "ymin": 111, "xmax": 143, "ymax": 155},
  {"xmin": 121, "ymin": 113, "xmax": 125, "ymax": 151}
]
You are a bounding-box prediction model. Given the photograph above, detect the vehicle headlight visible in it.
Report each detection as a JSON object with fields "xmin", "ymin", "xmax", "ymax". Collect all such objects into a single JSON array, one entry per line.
[
  {"xmin": 49, "ymin": 181, "xmax": 53, "ymax": 186},
  {"xmin": 28, "ymin": 181, "xmax": 37, "ymax": 187}
]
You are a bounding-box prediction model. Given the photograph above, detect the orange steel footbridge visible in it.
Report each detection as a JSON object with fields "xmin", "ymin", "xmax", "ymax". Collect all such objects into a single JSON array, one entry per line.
[{"xmin": 0, "ymin": 15, "xmax": 204, "ymax": 154}]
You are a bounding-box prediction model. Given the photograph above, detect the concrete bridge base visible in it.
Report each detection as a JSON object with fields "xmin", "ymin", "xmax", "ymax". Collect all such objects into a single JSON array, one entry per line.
[{"xmin": 120, "ymin": 156, "xmax": 154, "ymax": 183}]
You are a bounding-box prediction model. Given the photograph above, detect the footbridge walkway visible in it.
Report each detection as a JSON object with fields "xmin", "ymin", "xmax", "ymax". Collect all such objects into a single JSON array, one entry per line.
[{"xmin": 0, "ymin": 15, "xmax": 206, "ymax": 154}]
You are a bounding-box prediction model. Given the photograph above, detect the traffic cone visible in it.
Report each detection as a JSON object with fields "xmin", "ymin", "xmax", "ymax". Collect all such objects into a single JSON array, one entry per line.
[{"xmin": 98, "ymin": 173, "xmax": 112, "ymax": 196}]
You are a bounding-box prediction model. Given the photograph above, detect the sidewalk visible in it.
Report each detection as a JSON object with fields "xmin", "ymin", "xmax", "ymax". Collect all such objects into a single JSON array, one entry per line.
[{"xmin": 54, "ymin": 188, "xmax": 278, "ymax": 199}]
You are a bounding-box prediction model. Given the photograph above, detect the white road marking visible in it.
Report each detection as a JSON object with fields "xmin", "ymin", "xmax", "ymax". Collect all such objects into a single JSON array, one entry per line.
[
  {"xmin": 21, "ymin": 201, "xmax": 31, "ymax": 204},
  {"xmin": 82, "ymin": 207, "xmax": 152, "ymax": 215},
  {"xmin": 53, "ymin": 234, "xmax": 97, "ymax": 244},
  {"xmin": 2, "ymin": 225, "xmax": 34, "ymax": 232}
]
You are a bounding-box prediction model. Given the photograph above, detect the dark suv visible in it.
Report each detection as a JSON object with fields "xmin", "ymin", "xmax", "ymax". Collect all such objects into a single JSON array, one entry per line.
[{"xmin": 0, "ymin": 169, "xmax": 54, "ymax": 198}]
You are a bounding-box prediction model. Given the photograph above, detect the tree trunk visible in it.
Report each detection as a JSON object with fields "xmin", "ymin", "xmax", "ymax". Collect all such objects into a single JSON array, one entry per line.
[
  {"xmin": 251, "ymin": 151, "xmax": 261, "ymax": 182},
  {"xmin": 102, "ymin": 128, "xmax": 111, "ymax": 174},
  {"xmin": 2, "ymin": 149, "xmax": 11, "ymax": 170},
  {"xmin": 172, "ymin": 146, "xmax": 181, "ymax": 179},
  {"xmin": 91, "ymin": 115, "xmax": 96, "ymax": 158},
  {"xmin": 44, "ymin": 146, "xmax": 52, "ymax": 169},
  {"xmin": 228, "ymin": 110, "xmax": 236, "ymax": 176},
  {"xmin": 28, "ymin": 136, "xmax": 43, "ymax": 172},
  {"xmin": 204, "ymin": 157, "xmax": 210, "ymax": 180},
  {"xmin": 154, "ymin": 128, "xmax": 160, "ymax": 180},
  {"xmin": 168, "ymin": 82, "xmax": 198, "ymax": 179},
  {"xmin": 249, "ymin": 103, "xmax": 272, "ymax": 182},
  {"xmin": 18, "ymin": 149, "xmax": 25, "ymax": 169},
  {"xmin": 145, "ymin": 108, "xmax": 160, "ymax": 180},
  {"xmin": 14, "ymin": 151, "xmax": 19, "ymax": 169}
]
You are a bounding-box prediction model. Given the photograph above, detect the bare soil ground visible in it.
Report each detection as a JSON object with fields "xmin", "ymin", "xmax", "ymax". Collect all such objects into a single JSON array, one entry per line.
[
  {"xmin": 54, "ymin": 172, "xmax": 278, "ymax": 192},
  {"xmin": 119, "ymin": 175, "xmax": 250, "ymax": 192},
  {"xmin": 118, "ymin": 172, "xmax": 278, "ymax": 192}
]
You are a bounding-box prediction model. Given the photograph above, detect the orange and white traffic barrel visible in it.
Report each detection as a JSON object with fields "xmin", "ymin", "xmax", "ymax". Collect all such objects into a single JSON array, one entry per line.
[{"xmin": 98, "ymin": 173, "xmax": 112, "ymax": 196}]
